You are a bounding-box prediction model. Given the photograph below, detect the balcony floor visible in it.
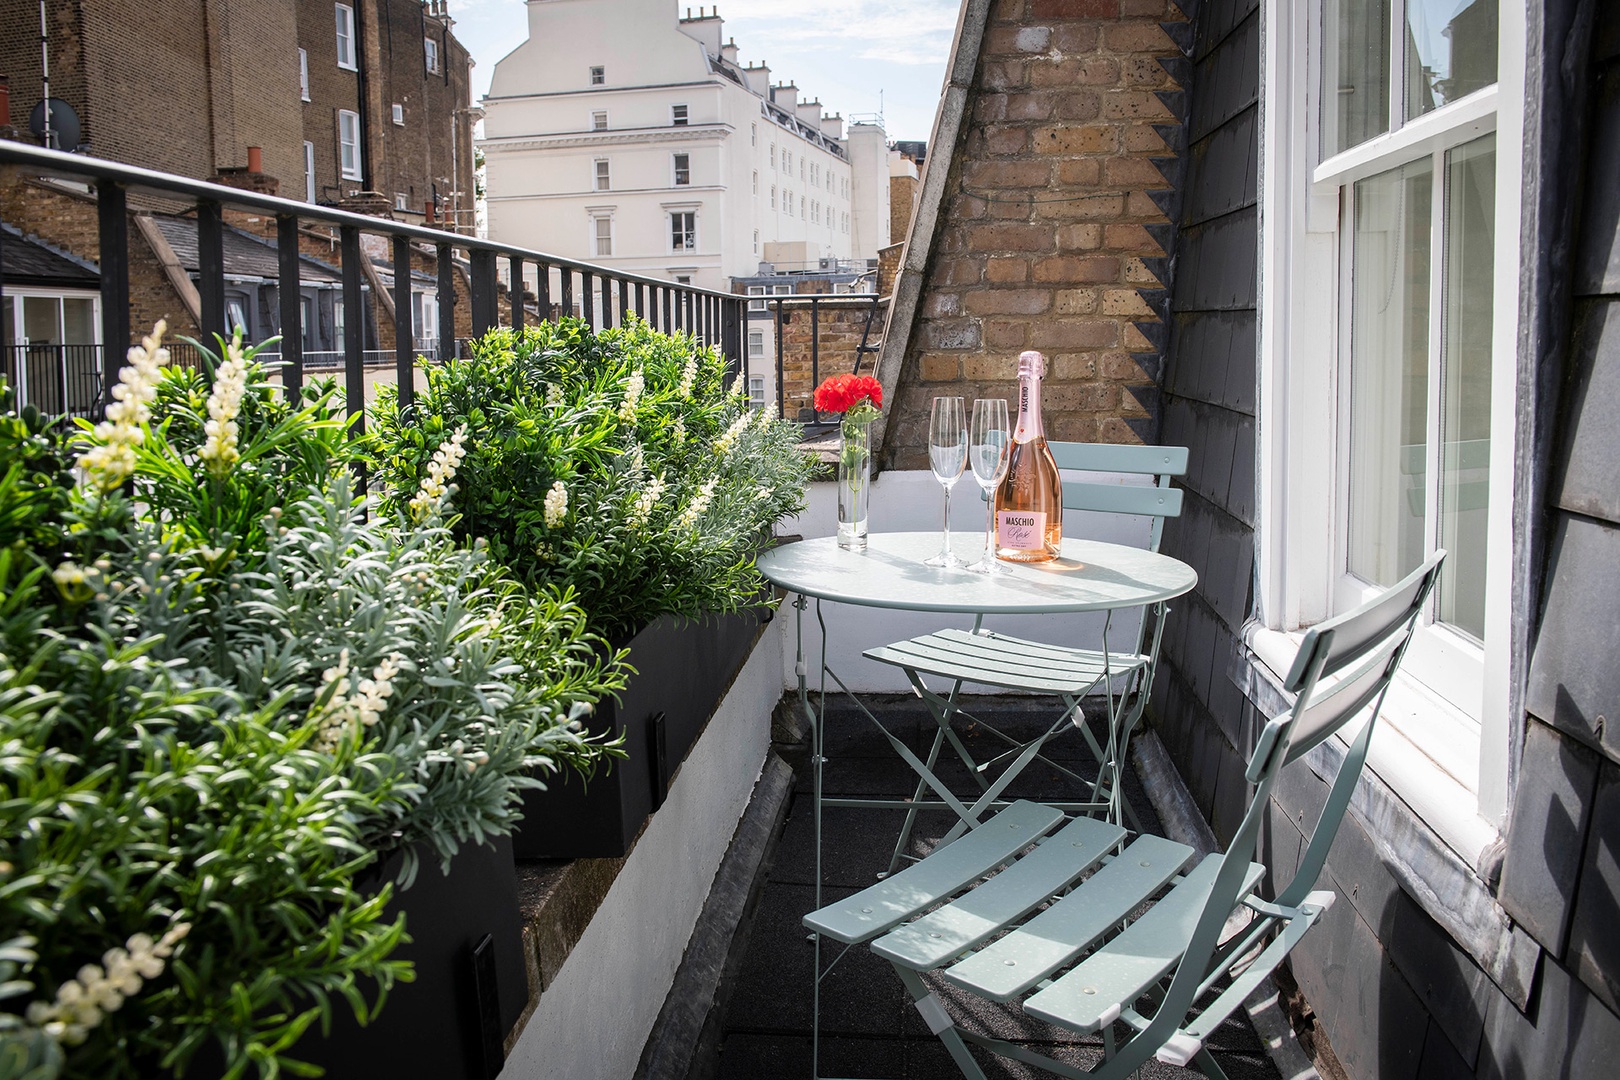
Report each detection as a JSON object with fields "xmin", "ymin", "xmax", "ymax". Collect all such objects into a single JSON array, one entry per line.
[{"xmin": 712, "ymin": 698, "xmax": 1284, "ymax": 1080}]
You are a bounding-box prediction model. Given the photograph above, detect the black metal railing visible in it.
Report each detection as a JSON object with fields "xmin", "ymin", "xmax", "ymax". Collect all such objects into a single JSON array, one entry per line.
[
  {"xmin": 0, "ymin": 343, "xmax": 104, "ymax": 419},
  {"xmin": 746, "ymin": 293, "xmax": 883, "ymax": 426},
  {"xmin": 0, "ymin": 142, "xmax": 747, "ymax": 444}
]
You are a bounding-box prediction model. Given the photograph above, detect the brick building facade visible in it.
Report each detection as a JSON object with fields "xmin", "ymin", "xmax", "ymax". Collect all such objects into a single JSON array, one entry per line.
[
  {"xmin": 878, "ymin": 0, "xmax": 1181, "ymax": 469},
  {"xmin": 0, "ymin": 0, "xmax": 474, "ymax": 227}
]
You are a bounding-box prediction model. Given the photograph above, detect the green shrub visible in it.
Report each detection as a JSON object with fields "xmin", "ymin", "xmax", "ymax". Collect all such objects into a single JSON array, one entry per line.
[
  {"xmin": 370, "ymin": 318, "xmax": 814, "ymax": 638},
  {"xmin": 0, "ymin": 326, "xmax": 627, "ymax": 1077}
]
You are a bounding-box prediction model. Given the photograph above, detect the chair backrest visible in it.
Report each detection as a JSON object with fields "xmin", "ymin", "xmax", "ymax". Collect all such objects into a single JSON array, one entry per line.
[
  {"xmin": 1140, "ymin": 552, "xmax": 1444, "ymax": 1053},
  {"xmin": 1050, "ymin": 442, "xmax": 1188, "ymax": 553}
]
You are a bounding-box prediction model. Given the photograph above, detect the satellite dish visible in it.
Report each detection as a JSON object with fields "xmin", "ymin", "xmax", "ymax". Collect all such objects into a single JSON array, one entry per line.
[{"xmin": 28, "ymin": 98, "xmax": 81, "ymax": 153}]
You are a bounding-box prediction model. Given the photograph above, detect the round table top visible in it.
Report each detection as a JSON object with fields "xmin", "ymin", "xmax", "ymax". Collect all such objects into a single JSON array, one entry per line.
[{"xmin": 755, "ymin": 531, "xmax": 1198, "ymax": 614}]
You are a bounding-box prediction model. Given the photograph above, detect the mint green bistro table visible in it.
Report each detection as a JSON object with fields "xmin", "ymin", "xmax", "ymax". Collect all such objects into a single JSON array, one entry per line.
[{"xmin": 755, "ymin": 530, "xmax": 1197, "ymax": 1080}]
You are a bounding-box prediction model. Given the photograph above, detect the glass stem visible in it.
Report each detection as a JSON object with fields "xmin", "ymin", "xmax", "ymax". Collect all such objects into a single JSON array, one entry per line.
[
  {"xmin": 984, "ymin": 492, "xmax": 996, "ymax": 563},
  {"xmin": 940, "ymin": 483, "xmax": 952, "ymax": 554}
]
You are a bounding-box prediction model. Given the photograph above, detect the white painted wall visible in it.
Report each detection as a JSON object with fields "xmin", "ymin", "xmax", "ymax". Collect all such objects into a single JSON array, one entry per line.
[
  {"xmin": 481, "ymin": 0, "xmax": 880, "ymax": 297},
  {"xmin": 502, "ymin": 612, "xmax": 784, "ymax": 1080},
  {"xmin": 774, "ymin": 469, "xmax": 1155, "ymax": 694}
]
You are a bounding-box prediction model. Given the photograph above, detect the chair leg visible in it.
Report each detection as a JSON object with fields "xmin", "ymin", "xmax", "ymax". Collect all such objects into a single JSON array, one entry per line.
[{"xmin": 892, "ymin": 966, "xmax": 991, "ymax": 1080}]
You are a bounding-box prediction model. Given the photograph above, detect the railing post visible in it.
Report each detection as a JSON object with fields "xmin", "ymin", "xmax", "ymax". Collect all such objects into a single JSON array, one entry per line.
[
  {"xmin": 635, "ymin": 282, "xmax": 645, "ymax": 321},
  {"xmin": 198, "ymin": 200, "xmax": 226, "ymax": 345},
  {"xmin": 509, "ymin": 256, "xmax": 525, "ymax": 333},
  {"xmin": 436, "ymin": 242, "xmax": 455, "ymax": 363},
  {"xmin": 810, "ymin": 296, "xmax": 821, "ymax": 420},
  {"xmin": 470, "ymin": 249, "xmax": 498, "ymax": 337},
  {"xmin": 775, "ymin": 298, "xmax": 786, "ymax": 420},
  {"xmin": 96, "ymin": 182, "xmax": 130, "ymax": 408},
  {"xmin": 393, "ymin": 235, "xmax": 413, "ymax": 410},
  {"xmin": 582, "ymin": 271, "xmax": 594, "ymax": 327},
  {"xmin": 277, "ymin": 215, "xmax": 304, "ymax": 402},
  {"xmin": 538, "ymin": 262, "xmax": 552, "ymax": 322},
  {"xmin": 560, "ymin": 268, "xmax": 573, "ymax": 321},
  {"xmin": 619, "ymin": 278, "xmax": 630, "ymax": 326},
  {"xmin": 600, "ymin": 274, "xmax": 612, "ymax": 330},
  {"xmin": 340, "ymin": 225, "xmax": 365, "ymax": 443}
]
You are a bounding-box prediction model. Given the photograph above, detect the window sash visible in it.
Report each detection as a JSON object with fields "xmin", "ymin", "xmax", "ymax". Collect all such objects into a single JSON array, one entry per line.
[
  {"xmin": 671, "ymin": 104, "xmax": 689, "ymax": 126},
  {"xmin": 335, "ymin": 4, "xmax": 357, "ymax": 70},
  {"xmin": 670, "ymin": 212, "xmax": 696, "ymax": 251},
  {"xmin": 673, "ymin": 154, "xmax": 691, "ymax": 186},
  {"xmin": 299, "ymin": 49, "xmax": 310, "ymax": 101},
  {"xmin": 594, "ymin": 217, "xmax": 613, "ymax": 257},
  {"xmin": 592, "ymin": 110, "xmax": 608, "ymax": 131},
  {"xmin": 338, "ymin": 110, "xmax": 362, "ymax": 180},
  {"xmin": 425, "ymin": 36, "xmax": 439, "ymax": 74},
  {"xmin": 303, "ymin": 141, "xmax": 316, "ymax": 202},
  {"xmin": 594, "ymin": 158, "xmax": 610, "ymax": 191}
]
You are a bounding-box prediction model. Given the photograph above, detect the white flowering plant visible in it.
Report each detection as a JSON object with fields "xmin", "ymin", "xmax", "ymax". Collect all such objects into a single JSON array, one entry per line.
[
  {"xmin": 369, "ymin": 317, "xmax": 814, "ymax": 638},
  {"xmin": 0, "ymin": 327, "xmax": 628, "ymax": 1076}
]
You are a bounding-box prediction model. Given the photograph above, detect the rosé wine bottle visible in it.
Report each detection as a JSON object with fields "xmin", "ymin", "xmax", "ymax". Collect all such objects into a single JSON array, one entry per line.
[{"xmin": 994, "ymin": 351, "xmax": 1063, "ymax": 562}]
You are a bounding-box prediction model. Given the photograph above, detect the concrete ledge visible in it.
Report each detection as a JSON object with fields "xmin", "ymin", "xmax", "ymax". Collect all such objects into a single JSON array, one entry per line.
[{"xmin": 499, "ymin": 614, "xmax": 785, "ymax": 1079}]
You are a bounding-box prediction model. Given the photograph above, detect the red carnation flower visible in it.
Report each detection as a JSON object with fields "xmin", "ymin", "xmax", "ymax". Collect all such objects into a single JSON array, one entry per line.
[{"xmin": 813, "ymin": 373, "xmax": 883, "ymax": 414}]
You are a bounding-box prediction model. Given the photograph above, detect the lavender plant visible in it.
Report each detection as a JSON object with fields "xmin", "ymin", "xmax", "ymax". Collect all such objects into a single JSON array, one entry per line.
[
  {"xmin": 0, "ymin": 324, "xmax": 626, "ymax": 1078},
  {"xmin": 369, "ymin": 317, "xmax": 814, "ymax": 638}
]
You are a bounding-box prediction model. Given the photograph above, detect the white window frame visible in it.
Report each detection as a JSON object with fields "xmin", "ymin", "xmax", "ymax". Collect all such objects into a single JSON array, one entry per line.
[
  {"xmin": 1254, "ymin": 0, "xmax": 1525, "ymax": 839},
  {"xmin": 425, "ymin": 35, "xmax": 440, "ymax": 75},
  {"xmin": 672, "ymin": 153, "xmax": 691, "ymax": 187},
  {"xmin": 589, "ymin": 64, "xmax": 605, "ymax": 86},
  {"xmin": 770, "ymin": 185, "xmax": 776, "ymax": 210},
  {"xmin": 391, "ymin": 102, "xmax": 404, "ymax": 126},
  {"xmin": 671, "ymin": 103, "xmax": 689, "ymax": 127},
  {"xmin": 669, "ymin": 210, "xmax": 697, "ymax": 252},
  {"xmin": 1, "ymin": 288, "xmax": 102, "ymax": 409},
  {"xmin": 748, "ymin": 285, "xmax": 767, "ymax": 312},
  {"xmin": 748, "ymin": 375, "xmax": 767, "ymax": 410},
  {"xmin": 591, "ymin": 110, "xmax": 608, "ymax": 131},
  {"xmin": 753, "ymin": 229, "xmax": 760, "ymax": 254},
  {"xmin": 747, "ymin": 329, "xmax": 764, "ymax": 359},
  {"xmin": 594, "ymin": 157, "xmax": 611, "ymax": 192},
  {"xmin": 337, "ymin": 109, "xmax": 363, "ymax": 180},
  {"xmin": 591, "ymin": 213, "xmax": 614, "ymax": 258},
  {"xmin": 335, "ymin": 4, "xmax": 357, "ymax": 71},
  {"xmin": 752, "ymin": 170, "xmax": 759, "ymax": 195},
  {"xmin": 299, "ymin": 48, "xmax": 310, "ymax": 101},
  {"xmin": 303, "ymin": 140, "xmax": 316, "ymax": 202},
  {"xmin": 394, "ymin": 191, "xmax": 409, "ymax": 211}
]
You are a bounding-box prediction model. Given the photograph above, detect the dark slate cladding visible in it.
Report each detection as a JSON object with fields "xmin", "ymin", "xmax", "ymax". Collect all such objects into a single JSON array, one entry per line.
[
  {"xmin": 1147, "ymin": 0, "xmax": 1258, "ymax": 886},
  {"xmin": 1504, "ymin": 2, "xmax": 1620, "ymax": 1044}
]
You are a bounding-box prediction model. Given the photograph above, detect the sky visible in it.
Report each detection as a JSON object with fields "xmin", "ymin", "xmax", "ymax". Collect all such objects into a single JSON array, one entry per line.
[{"xmin": 447, "ymin": 0, "xmax": 960, "ymax": 143}]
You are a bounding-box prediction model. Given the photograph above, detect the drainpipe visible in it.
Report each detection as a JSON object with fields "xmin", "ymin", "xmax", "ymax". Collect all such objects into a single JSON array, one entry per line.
[
  {"xmin": 354, "ymin": 0, "xmax": 373, "ymax": 191},
  {"xmin": 37, "ymin": 0, "xmax": 50, "ymax": 147}
]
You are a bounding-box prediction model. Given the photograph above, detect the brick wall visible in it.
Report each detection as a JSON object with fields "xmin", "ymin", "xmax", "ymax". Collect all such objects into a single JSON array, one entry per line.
[
  {"xmin": 890, "ymin": 170, "xmax": 918, "ymax": 246},
  {"xmin": 0, "ymin": 175, "xmax": 198, "ymax": 342},
  {"xmin": 883, "ymin": 0, "xmax": 1184, "ymax": 469},
  {"xmin": 777, "ymin": 297, "xmax": 888, "ymax": 419}
]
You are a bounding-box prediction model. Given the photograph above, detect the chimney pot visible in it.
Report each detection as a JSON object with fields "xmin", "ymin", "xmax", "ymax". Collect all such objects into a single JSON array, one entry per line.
[{"xmin": 247, "ymin": 146, "xmax": 263, "ymax": 173}]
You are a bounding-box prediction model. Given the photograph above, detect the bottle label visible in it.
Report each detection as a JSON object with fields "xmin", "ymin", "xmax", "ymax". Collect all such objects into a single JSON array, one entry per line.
[{"xmin": 997, "ymin": 509, "xmax": 1047, "ymax": 551}]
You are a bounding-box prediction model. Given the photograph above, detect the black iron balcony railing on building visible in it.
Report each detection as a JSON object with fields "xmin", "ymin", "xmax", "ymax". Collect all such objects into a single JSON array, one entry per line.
[{"xmin": 0, "ymin": 142, "xmax": 748, "ymax": 443}]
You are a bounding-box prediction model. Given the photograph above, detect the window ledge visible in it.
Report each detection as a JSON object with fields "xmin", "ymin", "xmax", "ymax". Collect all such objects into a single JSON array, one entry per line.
[
  {"xmin": 1242, "ymin": 625, "xmax": 1536, "ymax": 1006},
  {"xmin": 1247, "ymin": 625, "xmax": 1497, "ymax": 865}
]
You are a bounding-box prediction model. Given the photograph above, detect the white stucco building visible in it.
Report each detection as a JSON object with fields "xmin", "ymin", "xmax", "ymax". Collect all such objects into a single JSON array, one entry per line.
[{"xmin": 480, "ymin": 0, "xmax": 891, "ymax": 299}]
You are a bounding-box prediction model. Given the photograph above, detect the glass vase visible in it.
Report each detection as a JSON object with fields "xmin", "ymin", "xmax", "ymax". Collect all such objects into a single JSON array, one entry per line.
[{"xmin": 837, "ymin": 412, "xmax": 873, "ymax": 550}]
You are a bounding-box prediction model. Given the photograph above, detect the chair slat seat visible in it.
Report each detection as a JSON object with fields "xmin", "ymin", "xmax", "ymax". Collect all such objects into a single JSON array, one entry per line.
[
  {"xmin": 872, "ymin": 815, "xmax": 1127, "ymax": 971},
  {"xmin": 865, "ymin": 628, "xmax": 1147, "ymax": 696},
  {"xmin": 941, "ymin": 834, "xmax": 1196, "ymax": 1002},
  {"xmin": 1021, "ymin": 855, "xmax": 1266, "ymax": 1033},
  {"xmin": 804, "ymin": 800, "xmax": 1064, "ymax": 944}
]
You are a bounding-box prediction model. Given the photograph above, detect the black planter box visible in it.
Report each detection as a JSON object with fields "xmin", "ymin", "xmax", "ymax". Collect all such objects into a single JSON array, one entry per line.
[
  {"xmin": 511, "ymin": 607, "xmax": 766, "ymax": 859},
  {"xmin": 293, "ymin": 834, "xmax": 529, "ymax": 1079}
]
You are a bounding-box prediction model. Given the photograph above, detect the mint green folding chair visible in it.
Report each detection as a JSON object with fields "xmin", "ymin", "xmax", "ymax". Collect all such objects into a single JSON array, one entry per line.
[
  {"xmin": 808, "ymin": 552, "xmax": 1443, "ymax": 1080},
  {"xmin": 864, "ymin": 442, "xmax": 1188, "ymax": 869}
]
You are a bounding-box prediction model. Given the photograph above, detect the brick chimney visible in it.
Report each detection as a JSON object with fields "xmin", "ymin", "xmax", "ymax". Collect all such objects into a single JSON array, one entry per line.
[{"xmin": 210, "ymin": 146, "xmax": 280, "ymax": 196}]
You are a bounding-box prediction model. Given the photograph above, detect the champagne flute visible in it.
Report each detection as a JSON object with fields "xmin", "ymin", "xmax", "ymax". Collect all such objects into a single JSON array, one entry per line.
[
  {"xmin": 924, "ymin": 396, "xmax": 967, "ymax": 568},
  {"xmin": 966, "ymin": 398, "xmax": 1011, "ymax": 575}
]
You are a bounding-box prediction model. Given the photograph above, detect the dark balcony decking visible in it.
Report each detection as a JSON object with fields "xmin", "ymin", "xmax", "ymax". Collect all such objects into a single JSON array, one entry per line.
[{"xmin": 709, "ymin": 697, "xmax": 1286, "ymax": 1080}]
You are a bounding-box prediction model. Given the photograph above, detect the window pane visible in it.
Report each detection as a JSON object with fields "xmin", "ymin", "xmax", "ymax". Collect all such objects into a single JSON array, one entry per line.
[
  {"xmin": 1348, "ymin": 158, "xmax": 1432, "ymax": 588},
  {"xmin": 22, "ymin": 296, "xmax": 61, "ymax": 343},
  {"xmin": 1404, "ymin": 0, "xmax": 1498, "ymax": 120},
  {"xmin": 62, "ymin": 298, "xmax": 95, "ymax": 344},
  {"xmin": 1437, "ymin": 134, "xmax": 1495, "ymax": 639},
  {"xmin": 1323, "ymin": 0, "xmax": 1391, "ymax": 158}
]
